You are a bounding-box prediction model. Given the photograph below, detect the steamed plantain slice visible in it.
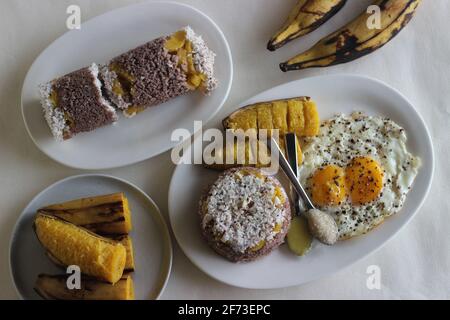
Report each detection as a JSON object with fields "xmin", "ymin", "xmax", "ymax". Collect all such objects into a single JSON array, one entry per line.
[
  {"xmin": 287, "ymin": 99, "xmax": 305, "ymax": 136},
  {"xmin": 271, "ymin": 101, "xmax": 289, "ymax": 135},
  {"xmin": 303, "ymin": 100, "xmax": 320, "ymax": 136},
  {"xmin": 256, "ymin": 103, "xmax": 274, "ymax": 135},
  {"xmin": 35, "ymin": 273, "xmax": 134, "ymax": 300},
  {"xmin": 37, "ymin": 193, "xmax": 132, "ymax": 235},
  {"xmin": 203, "ymin": 136, "xmax": 302, "ymax": 170},
  {"xmin": 223, "ymin": 108, "xmax": 258, "ymax": 132},
  {"xmin": 214, "ymin": 96, "xmax": 319, "ymax": 171},
  {"xmin": 222, "ymin": 96, "xmax": 318, "ymax": 139},
  {"xmin": 34, "ymin": 213, "xmax": 126, "ymax": 284},
  {"xmin": 203, "ymin": 138, "xmax": 267, "ymax": 170},
  {"xmin": 113, "ymin": 235, "xmax": 136, "ymax": 272}
]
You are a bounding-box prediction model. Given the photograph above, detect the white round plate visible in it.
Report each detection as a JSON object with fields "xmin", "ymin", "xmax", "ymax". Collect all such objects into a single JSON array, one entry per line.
[
  {"xmin": 168, "ymin": 74, "xmax": 434, "ymax": 289},
  {"xmin": 10, "ymin": 174, "xmax": 172, "ymax": 300},
  {"xmin": 21, "ymin": 1, "xmax": 233, "ymax": 170}
]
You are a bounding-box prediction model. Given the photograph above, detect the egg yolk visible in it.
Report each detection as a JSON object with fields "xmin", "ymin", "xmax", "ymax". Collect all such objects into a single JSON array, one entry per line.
[
  {"xmin": 311, "ymin": 165, "xmax": 346, "ymax": 206},
  {"xmin": 345, "ymin": 156, "xmax": 384, "ymax": 205}
]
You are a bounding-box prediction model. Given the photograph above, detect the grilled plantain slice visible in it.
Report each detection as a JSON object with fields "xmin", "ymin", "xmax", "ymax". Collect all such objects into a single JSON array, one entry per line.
[
  {"xmin": 34, "ymin": 213, "xmax": 126, "ymax": 284},
  {"xmin": 34, "ymin": 274, "xmax": 134, "ymax": 300},
  {"xmin": 37, "ymin": 193, "xmax": 132, "ymax": 235}
]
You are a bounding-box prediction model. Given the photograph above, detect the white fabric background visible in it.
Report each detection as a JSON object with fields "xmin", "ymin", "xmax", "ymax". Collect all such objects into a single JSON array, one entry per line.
[{"xmin": 0, "ymin": 0, "xmax": 449, "ymax": 299}]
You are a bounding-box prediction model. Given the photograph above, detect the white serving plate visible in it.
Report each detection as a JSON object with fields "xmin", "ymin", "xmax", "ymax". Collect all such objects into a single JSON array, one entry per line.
[
  {"xmin": 168, "ymin": 74, "xmax": 434, "ymax": 289},
  {"xmin": 21, "ymin": 1, "xmax": 233, "ymax": 170},
  {"xmin": 10, "ymin": 174, "xmax": 172, "ymax": 300}
]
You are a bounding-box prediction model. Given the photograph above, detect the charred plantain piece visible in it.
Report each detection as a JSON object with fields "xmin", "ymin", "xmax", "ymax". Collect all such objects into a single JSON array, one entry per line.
[
  {"xmin": 268, "ymin": 0, "xmax": 347, "ymax": 51},
  {"xmin": 37, "ymin": 193, "xmax": 132, "ymax": 235},
  {"xmin": 223, "ymin": 96, "xmax": 319, "ymax": 139},
  {"xmin": 34, "ymin": 274, "xmax": 134, "ymax": 300},
  {"xmin": 280, "ymin": 0, "xmax": 422, "ymax": 71},
  {"xmin": 112, "ymin": 235, "xmax": 135, "ymax": 272},
  {"xmin": 34, "ymin": 213, "xmax": 126, "ymax": 284}
]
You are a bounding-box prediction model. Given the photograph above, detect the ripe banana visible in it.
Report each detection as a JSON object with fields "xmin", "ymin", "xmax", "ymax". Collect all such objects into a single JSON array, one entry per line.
[
  {"xmin": 280, "ymin": 0, "xmax": 422, "ymax": 71},
  {"xmin": 268, "ymin": 0, "xmax": 347, "ymax": 51}
]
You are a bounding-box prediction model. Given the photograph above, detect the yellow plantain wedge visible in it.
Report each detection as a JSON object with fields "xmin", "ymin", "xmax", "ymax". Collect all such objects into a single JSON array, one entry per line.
[
  {"xmin": 281, "ymin": 0, "xmax": 422, "ymax": 71},
  {"xmin": 37, "ymin": 193, "xmax": 132, "ymax": 235},
  {"xmin": 34, "ymin": 213, "xmax": 126, "ymax": 284},
  {"xmin": 268, "ymin": 0, "xmax": 347, "ymax": 51},
  {"xmin": 34, "ymin": 274, "xmax": 134, "ymax": 300}
]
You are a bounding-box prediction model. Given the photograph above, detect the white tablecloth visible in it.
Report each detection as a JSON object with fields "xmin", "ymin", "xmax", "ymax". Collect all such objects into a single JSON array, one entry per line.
[{"xmin": 0, "ymin": 0, "xmax": 448, "ymax": 299}]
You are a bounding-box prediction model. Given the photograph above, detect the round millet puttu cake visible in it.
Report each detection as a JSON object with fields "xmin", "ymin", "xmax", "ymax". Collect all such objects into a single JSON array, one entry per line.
[{"xmin": 199, "ymin": 167, "xmax": 291, "ymax": 262}]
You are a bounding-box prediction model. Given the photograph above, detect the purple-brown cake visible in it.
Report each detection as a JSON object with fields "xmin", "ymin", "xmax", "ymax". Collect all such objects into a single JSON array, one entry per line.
[
  {"xmin": 101, "ymin": 26, "xmax": 218, "ymax": 118},
  {"xmin": 39, "ymin": 64, "xmax": 117, "ymax": 141}
]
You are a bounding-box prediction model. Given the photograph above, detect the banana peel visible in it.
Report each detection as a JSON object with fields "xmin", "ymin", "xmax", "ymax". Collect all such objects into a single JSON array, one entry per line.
[
  {"xmin": 268, "ymin": 0, "xmax": 347, "ymax": 51},
  {"xmin": 281, "ymin": 0, "xmax": 422, "ymax": 71}
]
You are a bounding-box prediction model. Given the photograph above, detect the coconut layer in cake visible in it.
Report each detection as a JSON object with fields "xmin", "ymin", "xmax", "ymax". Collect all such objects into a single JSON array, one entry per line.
[
  {"xmin": 101, "ymin": 26, "xmax": 218, "ymax": 118},
  {"xmin": 39, "ymin": 64, "xmax": 118, "ymax": 141}
]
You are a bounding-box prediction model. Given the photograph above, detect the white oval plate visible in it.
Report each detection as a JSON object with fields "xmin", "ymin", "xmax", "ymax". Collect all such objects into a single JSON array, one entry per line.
[
  {"xmin": 10, "ymin": 174, "xmax": 172, "ymax": 300},
  {"xmin": 21, "ymin": 1, "xmax": 233, "ymax": 170},
  {"xmin": 168, "ymin": 74, "xmax": 434, "ymax": 289}
]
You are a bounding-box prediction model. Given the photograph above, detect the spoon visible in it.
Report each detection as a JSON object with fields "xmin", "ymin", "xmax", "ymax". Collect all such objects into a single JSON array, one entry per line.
[{"xmin": 270, "ymin": 135, "xmax": 338, "ymax": 245}]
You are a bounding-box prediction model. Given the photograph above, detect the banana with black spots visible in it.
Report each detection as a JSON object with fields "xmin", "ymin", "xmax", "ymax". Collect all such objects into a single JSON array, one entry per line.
[
  {"xmin": 268, "ymin": 0, "xmax": 347, "ymax": 51},
  {"xmin": 280, "ymin": 0, "xmax": 422, "ymax": 71}
]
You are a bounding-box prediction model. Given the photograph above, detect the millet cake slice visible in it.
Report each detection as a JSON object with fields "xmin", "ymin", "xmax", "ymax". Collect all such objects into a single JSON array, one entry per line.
[
  {"xmin": 101, "ymin": 26, "xmax": 218, "ymax": 118},
  {"xmin": 39, "ymin": 63, "xmax": 118, "ymax": 141}
]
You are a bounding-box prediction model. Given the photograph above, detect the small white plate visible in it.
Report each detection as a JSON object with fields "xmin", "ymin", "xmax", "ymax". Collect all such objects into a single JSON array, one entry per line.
[
  {"xmin": 168, "ymin": 74, "xmax": 434, "ymax": 289},
  {"xmin": 21, "ymin": 1, "xmax": 233, "ymax": 170},
  {"xmin": 9, "ymin": 174, "xmax": 172, "ymax": 300}
]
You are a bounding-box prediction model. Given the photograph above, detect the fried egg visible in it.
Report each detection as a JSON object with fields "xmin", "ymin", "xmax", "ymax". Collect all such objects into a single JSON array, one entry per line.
[{"xmin": 299, "ymin": 112, "xmax": 421, "ymax": 239}]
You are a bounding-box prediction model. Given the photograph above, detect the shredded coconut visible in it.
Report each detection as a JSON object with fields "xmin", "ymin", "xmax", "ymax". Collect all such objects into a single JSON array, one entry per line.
[
  {"xmin": 184, "ymin": 26, "xmax": 218, "ymax": 94},
  {"xmin": 89, "ymin": 63, "xmax": 118, "ymax": 122},
  {"xmin": 203, "ymin": 172, "xmax": 286, "ymax": 253},
  {"xmin": 39, "ymin": 82, "xmax": 67, "ymax": 141}
]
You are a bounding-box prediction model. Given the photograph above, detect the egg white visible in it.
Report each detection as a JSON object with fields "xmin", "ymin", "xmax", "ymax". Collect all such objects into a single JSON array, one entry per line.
[{"xmin": 299, "ymin": 112, "xmax": 421, "ymax": 239}]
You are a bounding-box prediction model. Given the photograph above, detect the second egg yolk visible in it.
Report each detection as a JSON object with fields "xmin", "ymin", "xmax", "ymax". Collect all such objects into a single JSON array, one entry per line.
[
  {"xmin": 345, "ymin": 156, "xmax": 384, "ymax": 205},
  {"xmin": 311, "ymin": 165, "xmax": 346, "ymax": 206}
]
